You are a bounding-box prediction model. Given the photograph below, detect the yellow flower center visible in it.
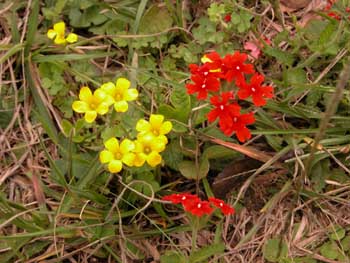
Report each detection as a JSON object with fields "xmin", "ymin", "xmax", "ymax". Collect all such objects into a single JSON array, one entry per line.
[
  {"xmin": 144, "ymin": 147, "xmax": 151, "ymax": 154},
  {"xmin": 115, "ymin": 93, "xmax": 122, "ymax": 101},
  {"xmin": 90, "ymin": 103, "xmax": 97, "ymax": 110},
  {"xmin": 151, "ymin": 129, "xmax": 159, "ymax": 136},
  {"xmin": 115, "ymin": 152, "xmax": 122, "ymax": 160}
]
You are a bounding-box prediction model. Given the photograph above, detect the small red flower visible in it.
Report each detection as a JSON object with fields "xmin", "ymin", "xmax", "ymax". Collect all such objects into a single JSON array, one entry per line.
[
  {"xmin": 183, "ymin": 199, "xmax": 214, "ymax": 217},
  {"xmin": 221, "ymin": 51, "xmax": 255, "ymax": 83},
  {"xmin": 208, "ymin": 197, "xmax": 235, "ymax": 215},
  {"xmin": 219, "ymin": 112, "xmax": 255, "ymax": 142},
  {"xmin": 327, "ymin": 12, "xmax": 341, "ymax": 20},
  {"xmin": 237, "ymin": 73, "xmax": 274, "ymax": 106},
  {"xmin": 162, "ymin": 193, "xmax": 199, "ymax": 204},
  {"xmin": 207, "ymin": 92, "xmax": 241, "ymax": 124},
  {"xmin": 186, "ymin": 73, "xmax": 220, "ymax": 100},
  {"xmin": 346, "ymin": 7, "xmax": 350, "ymax": 12},
  {"xmin": 224, "ymin": 14, "xmax": 231, "ymax": 22}
]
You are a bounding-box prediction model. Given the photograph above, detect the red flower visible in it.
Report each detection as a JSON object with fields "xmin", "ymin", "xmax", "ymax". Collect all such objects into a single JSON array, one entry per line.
[
  {"xmin": 221, "ymin": 51, "xmax": 255, "ymax": 83},
  {"xmin": 162, "ymin": 193, "xmax": 199, "ymax": 204},
  {"xmin": 208, "ymin": 197, "xmax": 235, "ymax": 215},
  {"xmin": 186, "ymin": 73, "xmax": 220, "ymax": 100},
  {"xmin": 183, "ymin": 199, "xmax": 214, "ymax": 217},
  {"xmin": 207, "ymin": 92, "xmax": 241, "ymax": 124},
  {"xmin": 237, "ymin": 73, "xmax": 274, "ymax": 106},
  {"xmin": 327, "ymin": 12, "xmax": 341, "ymax": 20},
  {"xmin": 189, "ymin": 63, "xmax": 221, "ymax": 78},
  {"xmin": 219, "ymin": 112, "xmax": 255, "ymax": 142},
  {"xmin": 224, "ymin": 14, "xmax": 231, "ymax": 22},
  {"xmin": 202, "ymin": 51, "xmax": 223, "ymax": 71}
]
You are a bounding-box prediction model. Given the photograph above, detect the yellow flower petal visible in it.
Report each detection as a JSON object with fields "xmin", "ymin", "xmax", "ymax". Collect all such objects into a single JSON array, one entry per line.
[
  {"xmin": 150, "ymin": 137, "xmax": 166, "ymax": 152},
  {"xmin": 120, "ymin": 139, "xmax": 135, "ymax": 154},
  {"xmin": 54, "ymin": 36, "xmax": 66, "ymax": 45},
  {"xmin": 125, "ymin": 89, "xmax": 138, "ymax": 101},
  {"xmin": 53, "ymin": 22, "xmax": 66, "ymax": 37},
  {"xmin": 100, "ymin": 82, "xmax": 116, "ymax": 96},
  {"xmin": 47, "ymin": 29, "xmax": 57, "ymax": 39},
  {"xmin": 160, "ymin": 121, "xmax": 172, "ymax": 135},
  {"xmin": 201, "ymin": 55, "xmax": 212, "ymax": 63},
  {"xmin": 94, "ymin": 89, "xmax": 107, "ymax": 103},
  {"xmin": 150, "ymin": 114, "xmax": 164, "ymax": 129},
  {"xmin": 122, "ymin": 152, "xmax": 135, "ymax": 167},
  {"xmin": 108, "ymin": 160, "xmax": 123, "ymax": 173},
  {"xmin": 114, "ymin": 101, "xmax": 128, "ymax": 112},
  {"xmin": 146, "ymin": 152, "xmax": 162, "ymax": 167},
  {"xmin": 105, "ymin": 137, "xmax": 119, "ymax": 152},
  {"xmin": 96, "ymin": 102, "xmax": 109, "ymax": 115},
  {"xmin": 133, "ymin": 153, "xmax": 146, "ymax": 167},
  {"xmin": 99, "ymin": 150, "xmax": 114, "ymax": 163},
  {"xmin": 116, "ymin": 78, "xmax": 130, "ymax": 92},
  {"xmin": 79, "ymin": 86, "xmax": 92, "ymax": 102},
  {"xmin": 66, "ymin": 33, "xmax": 78, "ymax": 43},
  {"xmin": 136, "ymin": 119, "xmax": 151, "ymax": 133},
  {"xmin": 72, "ymin": 101, "xmax": 89, "ymax": 113},
  {"xmin": 84, "ymin": 111, "xmax": 97, "ymax": 123},
  {"xmin": 157, "ymin": 135, "xmax": 168, "ymax": 146}
]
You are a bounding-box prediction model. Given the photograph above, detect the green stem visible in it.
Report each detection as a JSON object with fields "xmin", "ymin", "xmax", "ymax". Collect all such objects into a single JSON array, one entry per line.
[{"xmin": 191, "ymin": 216, "xmax": 199, "ymax": 252}]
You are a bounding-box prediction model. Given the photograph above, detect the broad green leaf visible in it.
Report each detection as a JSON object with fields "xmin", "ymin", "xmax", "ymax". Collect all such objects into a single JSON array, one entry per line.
[
  {"xmin": 188, "ymin": 243, "xmax": 225, "ymax": 263},
  {"xmin": 138, "ymin": 5, "xmax": 173, "ymax": 34},
  {"xmin": 160, "ymin": 251, "xmax": 187, "ymax": 263},
  {"xmin": 178, "ymin": 157, "xmax": 209, "ymax": 180},
  {"xmin": 202, "ymin": 145, "xmax": 237, "ymax": 159},
  {"xmin": 341, "ymin": 236, "xmax": 350, "ymax": 251},
  {"xmin": 263, "ymin": 238, "xmax": 288, "ymax": 262},
  {"xmin": 320, "ymin": 241, "xmax": 340, "ymax": 260},
  {"xmin": 329, "ymin": 225, "xmax": 346, "ymax": 241}
]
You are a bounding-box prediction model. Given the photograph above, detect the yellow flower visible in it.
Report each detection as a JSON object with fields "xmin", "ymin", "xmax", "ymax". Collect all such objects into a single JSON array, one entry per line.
[
  {"xmin": 47, "ymin": 21, "xmax": 78, "ymax": 45},
  {"xmin": 72, "ymin": 86, "xmax": 112, "ymax": 123},
  {"xmin": 100, "ymin": 78, "xmax": 138, "ymax": 113},
  {"xmin": 136, "ymin": 114, "xmax": 172, "ymax": 144},
  {"xmin": 133, "ymin": 134, "xmax": 166, "ymax": 167},
  {"xmin": 99, "ymin": 138, "xmax": 135, "ymax": 173}
]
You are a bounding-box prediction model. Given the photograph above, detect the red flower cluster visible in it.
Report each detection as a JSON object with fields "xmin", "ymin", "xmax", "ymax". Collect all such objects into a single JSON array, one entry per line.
[
  {"xmin": 162, "ymin": 193, "xmax": 235, "ymax": 217},
  {"xmin": 324, "ymin": 0, "xmax": 350, "ymax": 20},
  {"xmin": 185, "ymin": 51, "xmax": 274, "ymax": 142}
]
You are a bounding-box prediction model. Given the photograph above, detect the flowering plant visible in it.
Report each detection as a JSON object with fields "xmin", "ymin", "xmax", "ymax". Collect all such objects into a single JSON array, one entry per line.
[{"xmin": 186, "ymin": 51, "xmax": 274, "ymax": 142}]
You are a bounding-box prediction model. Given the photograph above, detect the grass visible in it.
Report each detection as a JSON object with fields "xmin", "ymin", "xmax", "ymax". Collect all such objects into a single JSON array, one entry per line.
[{"xmin": 1, "ymin": 0, "xmax": 350, "ymax": 262}]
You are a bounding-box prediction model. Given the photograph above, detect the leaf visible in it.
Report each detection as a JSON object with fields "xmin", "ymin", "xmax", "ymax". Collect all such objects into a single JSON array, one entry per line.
[
  {"xmin": 202, "ymin": 145, "xmax": 237, "ymax": 159},
  {"xmin": 263, "ymin": 238, "xmax": 288, "ymax": 262},
  {"xmin": 160, "ymin": 251, "xmax": 187, "ymax": 263},
  {"xmin": 320, "ymin": 241, "xmax": 340, "ymax": 260},
  {"xmin": 329, "ymin": 225, "xmax": 346, "ymax": 241},
  {"xmin": 188, "ymin": 243, "xmax": 225, "ymax": 263},
  {"xmin": 341, "ymin": 235, "xmax": 350, "ymax": 251},
  {"xmin": 138, "ymin": 5, "xmax": 173, "ymax": 34},
  {"xmin": 178, "ymin": 157, "xmax": 209, "ymax": 180},
  {"xmin": 264, "ymin": 46, "xmax": 295, "ymax": 66}
]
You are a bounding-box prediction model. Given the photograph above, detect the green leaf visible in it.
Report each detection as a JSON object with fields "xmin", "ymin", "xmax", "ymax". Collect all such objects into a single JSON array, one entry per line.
[
  {"xmin": 202, "ymin": 145, "xmax": 237, "ymax": 159},
  {"xmin": 138, "ymin": 5, "xmax": 173, "ymax": 34},
  {"xmin": 320, "ymin": 241, "xmax": 340, "ymax": 260},
  {"xmin": 188, "ymin": 243, "xmax": 225, "ymax": 263},
  {"xmin": 329, "ymin": 225, "xmax": 346, "ymax": 241},
  {"xmin": 170, "ymin": 87, "xmax": 191, "ymax": 110},
  {"xmin": 264, "ymin": 47, "xmax": 295, "ymax": 66},
  {"xmin": 263, "ymin": 238, "xmax": 288, "ymax": 262},
  {"xmin": 178, "ymin": 157, "xmax": 209, "ymax": 180},
  {"xmin": 341, "ymin": 235, "xmax": 350, "ymax": 251},
  {"xmin": 160, "ymin": 251, "xmax": 187, "ymax": 263}
]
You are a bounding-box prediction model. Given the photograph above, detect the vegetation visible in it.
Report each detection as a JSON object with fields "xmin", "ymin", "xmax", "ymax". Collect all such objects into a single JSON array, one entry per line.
[{"xmin": 1, "ymin": 0, "xmax": 350, "ymax": 262}]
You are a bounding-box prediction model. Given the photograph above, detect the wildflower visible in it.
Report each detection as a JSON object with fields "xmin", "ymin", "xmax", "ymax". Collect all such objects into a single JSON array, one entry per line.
[
  {"xmin": 72, "ymin": 86, "xmax": 111, "ymax": 123},
  {"xmin": 47, "ymin": 21, "xmax": 78, "ymax": 45},
  {"xmin": 162, "ymin": 193, "xmax": 200, "ymax": 204},
  {"xmin": 224, "ymin": 14, "xmax": 232, "ymax": 22},
  {"xmin": 99, "ymin": 138, "xmax": 135, "ymax": 173},
  {"xmin": 237, "ymin": 73, "xmax": 274, "ymax": 106},
  {"xmin": 327, "ymin": 12, "xmax": 341, "ymax": 20},
  {"xmin": 133, "ymin": 134, "xmax": 166, "ymax": 167},
  {"xmin": 207, "ymin": 92, "xmax": 241, "ymax": 125},
  {"xmin": 201, "ymin": 51, "xmax": 223, "ymax": 71},
  {"xmin": 183, "ymin": 199, "xmax": 214, "ymax": 217},
  {"xmin": 186, "ymin": 73, "xmax": 220, "ymax": 100},
  {"xmin": 136, "ymin": 114, "xmax": 172, "ymax": 145},
  {"xmin": 220, "ymin": 112, "xmax": 255, "ymax": 142},
  {"xmin": 208, "ymin": 197, "xmax": 235, "ymax": 215},
  {"xmin": 221, "ymin": 52, "xmax": 255, "ymax": 83},
  {"xmin": 100, "ymin": 78, "xmax": 138, "ymax": 112}
]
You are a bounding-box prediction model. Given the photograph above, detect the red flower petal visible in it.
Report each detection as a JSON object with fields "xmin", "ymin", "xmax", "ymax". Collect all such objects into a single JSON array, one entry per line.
[
  {"xmin": 183, "ymin": 199, "xmax": 214, "ymax": 217},
  {"xmin": 208, "ymin": 197, "xmax": 235, "ymax": 215}
]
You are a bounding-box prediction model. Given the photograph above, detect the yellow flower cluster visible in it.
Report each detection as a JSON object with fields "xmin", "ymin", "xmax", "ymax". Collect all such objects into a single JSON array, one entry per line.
[
  {"xmin": 99, "ymin": 114, "xmax": 172, "ymax": 173},
  {"xmin": 72, "ymin": 78, "xmax": 138, "ymax": 123},
  {"xmin": 47, "ymin": 22, "xmax": 78, "ymax": 45}
]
